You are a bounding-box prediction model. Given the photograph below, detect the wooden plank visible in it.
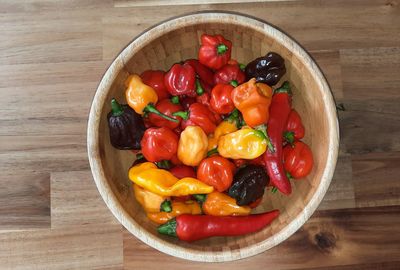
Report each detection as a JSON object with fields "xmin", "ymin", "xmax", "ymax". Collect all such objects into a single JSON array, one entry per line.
[
  {"xmin": 0, "ymin": 0, "xmax": 112, "ymax": 13},
  {"xmin": 296, "ymin": 261, "xmax": 400, "ymax": 270},
  {"xmin": 0, "ymin": 224, "xmax": 123, "ymax": 270},
  {"xmin": 0, "ymin": 173, "xmax": 50, "ymax": 231},
  {"xmin": 352, "ymin": 151, "xmax": 400, "ymax": 208},
  {"xmin": 124, "ymin": 206, "xmax": 400, "ymax": 269},
  {"xmin": 51, "ymin": 170, "xmax": 118, "ymax": 228},
  {"xmin": 114, "ymin": 0, "xmax": 291, "ymax": 7}
]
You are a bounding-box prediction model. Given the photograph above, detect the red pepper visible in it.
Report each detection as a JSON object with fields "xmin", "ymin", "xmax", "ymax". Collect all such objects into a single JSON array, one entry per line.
[
  {"xmin": 185, "ymin": 59, "xmax": 215, "ymax": 87},
  {"xmin": 250, "ymin": 156, "xmax": 265, "ymax": 167},
  {"xmin": 140, "ymin": 70, "xmax": 170, "ymax": 100},
  {"xmin": 263, "ymin": 81, "xmax": 292, "ymax": 195},
  {"xmin": 233, "ymin": 159, "xmax": 247, "ymax": 168},
  {"xmin": 248, "ymin": 198, "xmax": 262, "ymax": 208},
  {"xmin": 170, "ymin": 153, "xmax": 183, "ymax": 166},
  {"xmin": 197, "ymin": 156, "xmax": 235, "ymax": 192},
  {"xmin": 196, "ymin": 92, "xmax": 222, "ymax": 123},
  {"xmin": 284, "ymin": 109, "xmax": 305, "ymax": 144},
  {"xmin": 214, "ymin": 64, "xmax": 246, "ymax": 87},
  {"xmin": 173, "ymin": 103, "xmax": 218, "ymax": 135},
  {"xmin": 180, "ymin": 96, "xmax": 196, "ymax": 110},
  {"xmin": 198, "ymin": 34, "xmax": 232, "ymax": 70},
  {"xmin": 164, "ymin": 63, "xmax": 196, "ymax": 97},
  {"xmin": 283, "ymin": 141, "xmax": 313, "ymax": 179},
  {"xmin": 158, "ymin": 210, "xmax": 279, "ymax": 242},
  {"xmin": 148, "ymin": 99, "xmax": 183, "ymax": 129},
  {"xmin": 210, "ymin": 83, "xmax": 235, "ymax": 114},
  {"xmin": 140, "ymin": 127, "xmax": 178, "ymax": 162},
  {"xmin": 169, "ymin": 165, "xmax": 196, "ymax": 179}
]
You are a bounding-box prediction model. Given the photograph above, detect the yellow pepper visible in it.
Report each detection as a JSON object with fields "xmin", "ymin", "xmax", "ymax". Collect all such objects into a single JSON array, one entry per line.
[
  {"xmin": 207, "ymin": 110, "xmax": 239, "ymax": 151},
  {"xmin": 177, "ymin": 126, "xmax": 208, "ymax": 166},
  {"xmin": 199, "ymin": 192, "xmax": 251, "ymax": 216},
  {"xmin": 125, "ymin": 74, "xmax": 177, "ymax": 122},
  {"xmin": 128, "ymin": 162, "xmax": 213, "ymax": 196},
  {"xmin": 147, "ymin": 200, "xmax": 202, "ymax": 224},
  {"xmin": 133, "ymin": 184, "xmax": 168, "ymax": 213},
  {"xmin": 218, "ymin": 127, "xmax": 267, "ymax": 159}
]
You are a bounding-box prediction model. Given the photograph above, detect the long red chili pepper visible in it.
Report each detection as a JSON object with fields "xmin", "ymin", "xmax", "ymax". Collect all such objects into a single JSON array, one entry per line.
[
  {"xmin": 263, "ymin": 81, "xmax": 292, "ymax": 195},
  {"xmin": 157, "ymin": 210, "xmax": 279, "ymax": 242}
]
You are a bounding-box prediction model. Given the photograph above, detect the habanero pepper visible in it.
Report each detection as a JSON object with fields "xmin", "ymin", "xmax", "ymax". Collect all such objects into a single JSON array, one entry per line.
[
  {"xmin": 194, "ymin": 192, "xmax": 251, "ymax": 216},
  {"xmin": 245, "ymin": 52, "xmax": 286, "ymax": 86},
  {"xmin": 284, "ymin": 109, "xmax": 305, "ymax": 144},
  {"xmin": 263, "ymin": 81, "xmax": 292, "ymax": 195},
  {"xmin": 195, "ymin": 92, "xmax": 222, "ymax": 124},
  {"xmin": 231, "ymin": 78, "xmax": 273, "ymax": 127},
  {"xmin": 141, "ymin": 127, "xmax": 178, "ymax": 162},
  {"xmin": 198, "ymin": 34, "xmax": 232, "ymax": 70},
  {"xmin": 213, "ymin": 63, "xmax": 246, "ymax": 87},
  {"xmin": 283, "ymin": 141, "xmax": 314, "ymax": 179},
  {"xmin": 173, "ymin": 103, "xmax": 218, "ymax": 135},
  {"xmin": 133, "ymin": 184, "xmax": 168, "ymax": 213},
  {"xmin": 157, "ymin": 210, "xmax": 280, "ymax": 242},
  {"xmin": 207, "ymin": 109, "xmax": 240, "ymax": 151},
  {"xmin": 148, "ymin": 98, "xmax": 183, "ymax": 129},
  {"xmin": 164, "ymin": 63, "xmax": 196, "ymax": 97},
  {"xmin": 177, "ymin": 126, "xmax": 208, "ymax": 166},
  {"xmin": 197, "ymin": 156, "xmax": 235, "ymax": 192},
  {"xmin": 140, "ymin": 70, "xmax": 170, "ymax": 100},
  {"xmin": 210, "ymin": 83, "xmax": 235, "ymax": 115},
  {"xmin": 169, "ymin": 165, "xmax": 196, "ymax": 179},
  {"xmin": 185, "ymin": 59, "xmax": 215, "ymax": 87},
  {"xmin": 147, "ymin": 200, "xmax": 202, "ymax": 224}
]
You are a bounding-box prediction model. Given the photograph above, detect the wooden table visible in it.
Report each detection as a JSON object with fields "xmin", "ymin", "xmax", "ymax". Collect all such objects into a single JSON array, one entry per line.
[{"xmin": 1, "ymin": 0, "xmax": 399, "ymax": 269}]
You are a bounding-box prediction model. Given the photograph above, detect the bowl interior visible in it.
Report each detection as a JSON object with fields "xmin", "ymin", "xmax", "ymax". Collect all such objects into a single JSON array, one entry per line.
[{"xmin": 92, "ymin": 16, "xmax": 336, "ymax": 260}]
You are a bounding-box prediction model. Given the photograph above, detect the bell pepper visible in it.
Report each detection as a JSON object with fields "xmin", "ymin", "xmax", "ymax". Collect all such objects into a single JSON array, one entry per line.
[
  {"xmin": 195, "ymin": 93, "xmax": 222, "ymax": 124},
  {"xmin": 177, "ymin": 126, "xmax": 208, "ymax": 166},
  {"xmin": 180, "ymin": 96, "xmax": 196, "ymax": 110},
  {"xmin": 218, "ymin": 127, "xmax": 267, "ymax": 159},
  {"xmin": 148, "ymin": 98, "xmax": 183, "ymax": 129},
  {"xmin": 169, "ymin": 165, "xmax": 196, "ymax": 179},
  {"xmin": 164, "ymin": 63, "xmax": 196, "ymax": 97},
  {"xmin": 213, "ymin": 63, "xmax": 246, "ymax": 87},
  {"xmin": 158, "ymin": 210, "xmax": 279, "ymax": 242},
  {"xmin": 194, "ymin": 192, "xmax": 251, "ymax": 216},
  {"xmin": 263, "ymin": 81, "xmax": 292, "ymax": 195},
  {"xmin": 197, "ymin": 156, "xmax": 235, "ymax": 192},
  {"xmin": 147, "ymin": 200, "xmax": 202, "ymax": 224},
  {"xmin": 231, "ymin": 78, "xmax": 273, "ymax": 127},
  {"xmin": 210, "ymin": 83, "xmax": 235, "ymax": 114},
  {"xmin": 173, "ymin": 103, "xmax": 218, "ymax": 135},
  {"xmin": 185, "ymin": 59, "xmax": 215, "ymax": 87},
  {"xmin": 198, "ymin": 34, "xmax": 232, "ymax": 70},
  {"xmin": 207, "ymin": 109, "xmax": 240, "ymax": 151},
  {"xmin": 129, "ymin": 162, "xmax": 214, "ymax": 196},
  {"xmin": 133, "ymin": 184, "xmax": 168, "ymax": 213},
  {"xmin": 107, "ymin": 98, "xmax": 145, "ymax": 150},
  {"xmin": 125, "ymin": 74, "xmax": 178, "ymax": 122},
  {"xmin": 141, "ymin": 127, "xmax": 178, "ymax": 162},
  {"xmin": 283, "ymin": 141, "xmax": 314, "ymax": 179},
  {"xmin": 140, "ymin": 70, "xmax": 170, "ymax": 100},
  {"xmin": 245, "ymin": 52, "xmax": 286, "ymax": 86},
  {"xmin": 284, "ymin": 109, "xmax": 305, "ymax": 144}
]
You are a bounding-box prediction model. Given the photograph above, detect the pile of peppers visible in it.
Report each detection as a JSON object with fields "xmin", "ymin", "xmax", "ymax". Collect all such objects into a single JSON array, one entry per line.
[{"xmin": 107, "ymin": 34, "xmax": 314, "ymax": 242}]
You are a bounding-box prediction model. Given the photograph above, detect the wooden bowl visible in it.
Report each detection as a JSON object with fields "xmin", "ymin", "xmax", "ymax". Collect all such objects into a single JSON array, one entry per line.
[{"xmin": 87, "ymin": 11, "xmax": 339, "ymax": 262}]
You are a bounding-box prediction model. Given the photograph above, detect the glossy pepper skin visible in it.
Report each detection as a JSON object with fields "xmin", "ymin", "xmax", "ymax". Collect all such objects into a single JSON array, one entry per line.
[
  {"xmin": 158, "ymin": 210, "xmax": 279, "ymax": 242},
  {"xmin": 207, "ymin": 109, "xmax": 240, "ymax": 151},
  {"xmin": 228, "ymin": 165, "xmax": 269, "ymax": 206},
  {"xmin": 133, "ymin": 184, "xmax": 168, "ymax": 213},
  {"xmin": 107, "ymin": 98, "xmax": 145, "ymax": 150},
  {"xmin": 213, "ymin": 63, "xmax": 246, "ymax": 86},
  {"xmin": 218, "ymin": 127, "xmax": 267, "ymax": 160},
  {"xmin": 210, "ymin": 83, "xmax": 235, "ymax": 114},
  {"xmin": 141, "ymin": 127, "xmax": 178, "ymax": 162},
  {"xmin": 199, "ymin": 192, "xmax": 251, "ymax": 216},
  {"xmin": 140, "ymin": 70, "xmax": 170, "ymax": 100},
  {"xmin": 175, "ymin": 103, "xmax": 218, "ymax": 135},
  {"xmin": 169, "ymin": 165, "xmax": 196, "ymax": 179},
  {"xmin": 147, "ymin": 200, "xmax": 202, "ymax": 224},
  {"xmin": 129, "ymin": 162, "xmax": 214, "ymax": 196},
  {"xmin": 198, "ymin": 34, "xmax": 232, "ymax": 70},
  {"xmin": 177, "ymin": 126, "xmax": 208, "ymax": 166},
  {"xmin": 245, "ymin": 52, "xmax": 286, "ymax": 86},
  {"xmin": 263, "ymin": 81, "xmax": 292, "ymax": 195},
  {"xmin": 125, "ymin": 75, "xmax": 178, "ymax": 122},
  {"xmin": 164, "ymin": 63, "xmax": 196, "ymax": 97},
  {"xmin": 284, "ymin": 110, "xmax": 305, "ymax": 144},
  {"xmin": 283, "ymin": 141, "xmax": 314, "ymax": 179},
  {"xmin": 185, "ymin": 59, "xmax": 215, "ymax": 87},
  {"xmin": 231, "ymin": 78, "xmax": 273, "ymax": 127},
  {"xmin": 197, "ymin": 156, "xmax": 235, "ymax": 192},
  {"xmin": 148, "ymin": 99, "xmax": 183, "ymax": 129}
]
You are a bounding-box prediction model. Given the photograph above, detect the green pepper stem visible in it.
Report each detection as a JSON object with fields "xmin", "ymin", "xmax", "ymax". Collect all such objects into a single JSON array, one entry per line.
[
  {"xmin": 157, "ymin": 218, "xmax": 177, "ymax": 237},
  {"xmin": 207, "ymin": 148, "xmax": 219, "ymax": 157},
  {"xmin": 283, "ymin": 131, "xmax": 295, "ymax": 145},
  {"xmin": 144, "ymin": 103, "xmax": 178, "ymax": 122},
  {"xmin": 255, "ymin": 124, "xmax": 275, "ymax": 153},
  {"xmin": 172, "ymin": 111, "xmax": 189, "ymax": 120},
  {"xmin": 110, "ymin": 98, "xmax": 124, "ymax": 116},
  {"xmin": 155, "ymin": 160, "xmax": 171, "ymax": 170},
  {"xmin": 160, "ymin": 200, "xmax": 172, "ymax": 213},
  {"xmin": 286, "ymin": 171, "xmax": 293, "ymax": 180},
  {"xmin": 239, "ymin": 63, "xmax": 246, "ymax": 71},
  {"xmin": 226, "ymin": 109, "xmax": 240, "ymax": 127},
  {"xmin": 136, "ymin": 153, "xmax": 144, "ymax": 160},
  {"xmin": 195, "ymin": 78, "xmax": 204, "ymax": 96},
  {"xmin": 171, "ymin": 96, "xmax": 180, "ymax": 104},
  {"xmin": 193, "ymin": 194, "xmax": 207, "ymax": 203},
  {"xmin": 230, "ymin": 80, "xmax": 239, "ymax": 87},
  {"xmin": 271, "ymin": 186, "xmax": 278, "ymax": 193},
  {"xmin": 217, "ymin": 44, "xmax": 228, "ymax": 55},
  {"xmin": 274, "ymin": 81, "xmax": 292, "ymax": 96}
]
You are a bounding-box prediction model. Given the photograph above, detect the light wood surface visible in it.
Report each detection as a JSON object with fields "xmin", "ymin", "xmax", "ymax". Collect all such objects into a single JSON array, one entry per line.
[{"xmin": 0, "ymin": 0, "xmax": 399, "ymax": 268}]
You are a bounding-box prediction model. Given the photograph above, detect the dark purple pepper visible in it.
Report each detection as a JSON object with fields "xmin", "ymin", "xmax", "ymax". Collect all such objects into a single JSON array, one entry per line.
[{"xmin": 245, "ymin": 52, "xmax": 286, "ymax": 86}]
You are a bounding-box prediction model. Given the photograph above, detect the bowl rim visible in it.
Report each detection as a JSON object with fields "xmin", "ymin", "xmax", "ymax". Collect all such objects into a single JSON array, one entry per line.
[{"xmin": 87, "ymin": 11, "xmax": 339, "ymax": 262}]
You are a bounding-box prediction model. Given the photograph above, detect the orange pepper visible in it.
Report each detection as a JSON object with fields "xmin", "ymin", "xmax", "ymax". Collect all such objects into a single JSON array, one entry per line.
[
  {"xmin": 231, "ymin": 78, "xmax": 272, "ymax": 127},
  {"xmin": 200, "ymin": 192, "xmax": 251, "ymax": 216},
  {"xmin": 147, "ymin": 200, "xmax": 202, "ymax": 224}
]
